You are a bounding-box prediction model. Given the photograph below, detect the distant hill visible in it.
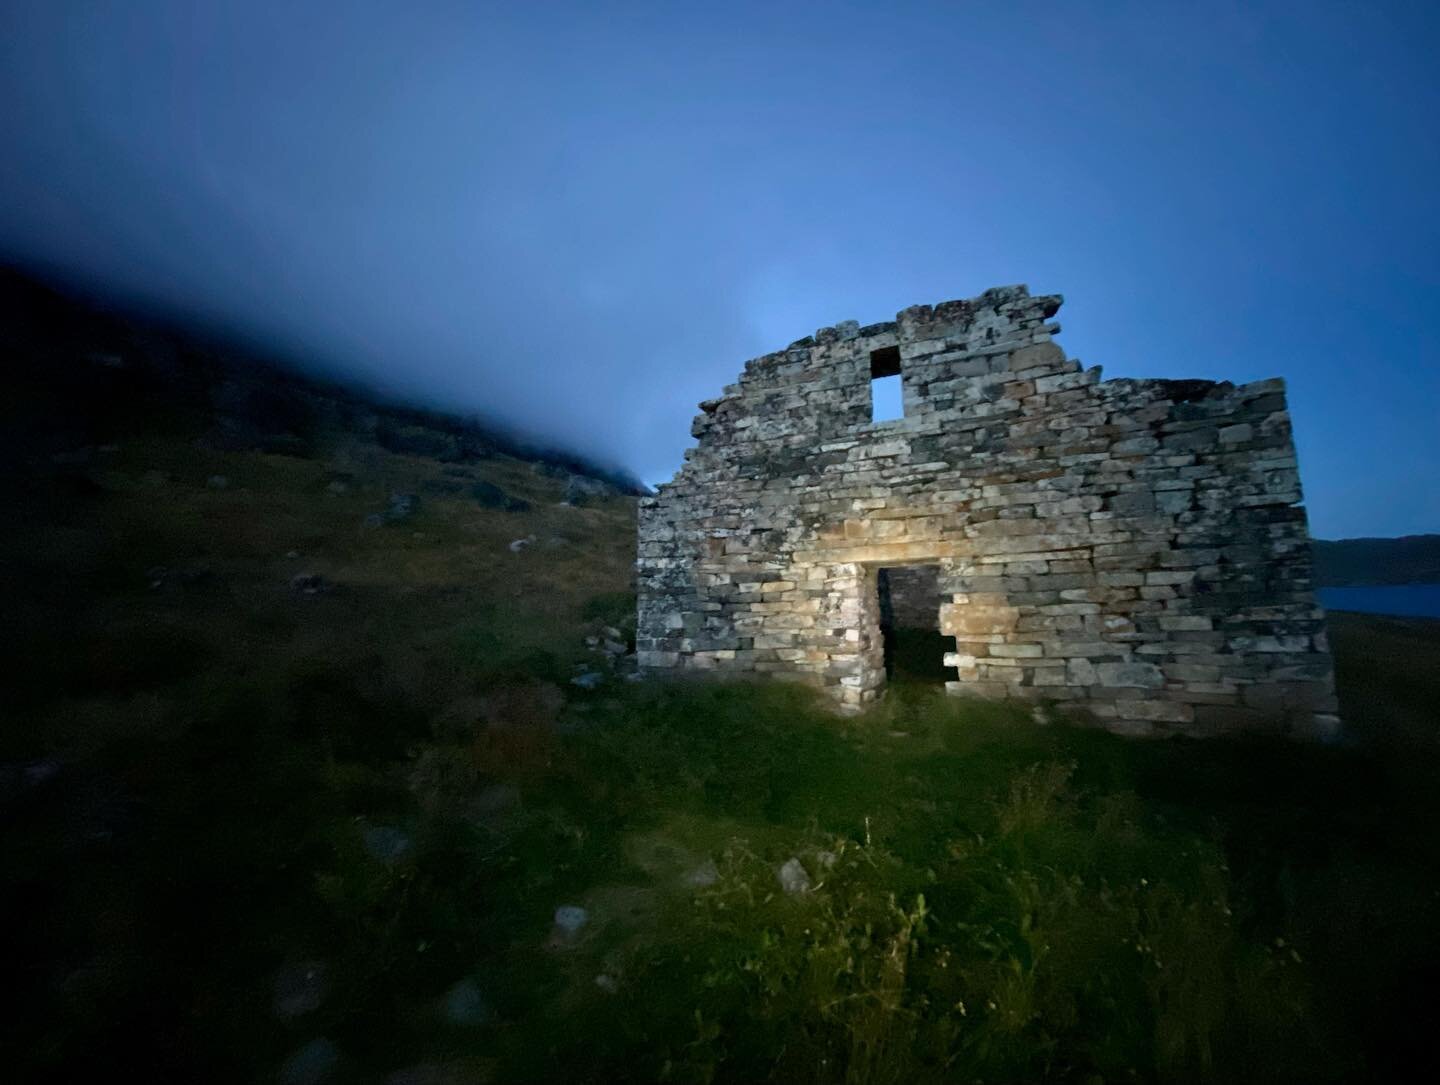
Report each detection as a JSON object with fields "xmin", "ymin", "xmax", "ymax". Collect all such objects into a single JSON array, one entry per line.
[
  {"xmin": 0, "ymin": 264, "xmax": 647, "ymax": 494},
  {"xmin": 1312, "ymin": 535, "xmax": 1440, "ymax": 586}
]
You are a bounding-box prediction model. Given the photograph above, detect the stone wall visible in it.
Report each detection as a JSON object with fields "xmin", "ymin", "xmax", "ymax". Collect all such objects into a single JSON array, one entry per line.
[{"xmin": 637, "ymin": 285, "xmax": 1338, "ymax": 738}]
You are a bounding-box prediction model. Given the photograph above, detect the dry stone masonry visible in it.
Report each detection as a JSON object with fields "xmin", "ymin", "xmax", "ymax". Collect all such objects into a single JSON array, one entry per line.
[{"xmin": 637, "ymin": 286, "xmax": 1338, "ymax": 738}]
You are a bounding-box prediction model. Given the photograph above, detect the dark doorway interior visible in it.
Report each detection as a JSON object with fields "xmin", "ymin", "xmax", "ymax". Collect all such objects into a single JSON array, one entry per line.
[{"xmin": 876, "ymin": 564, "xmax": 954, "ymax": 685}]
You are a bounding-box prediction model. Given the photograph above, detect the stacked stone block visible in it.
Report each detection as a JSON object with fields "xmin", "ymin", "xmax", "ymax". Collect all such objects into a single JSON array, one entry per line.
[{"xmin": 637, "ymin": 285, "xmax": 1338, "ymax": 738}]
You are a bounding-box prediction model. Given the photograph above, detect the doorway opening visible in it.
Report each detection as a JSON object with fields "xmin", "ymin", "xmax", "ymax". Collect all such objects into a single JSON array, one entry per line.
[{"xmin": 876, "ymin": 564, "xmax": 954, "ymax": 685}]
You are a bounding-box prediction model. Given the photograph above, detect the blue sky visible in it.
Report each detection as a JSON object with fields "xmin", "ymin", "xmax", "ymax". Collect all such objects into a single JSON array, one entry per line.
[{"xmin": 1, "ymin": 1, "xmax": 1436, "ymax": 536}]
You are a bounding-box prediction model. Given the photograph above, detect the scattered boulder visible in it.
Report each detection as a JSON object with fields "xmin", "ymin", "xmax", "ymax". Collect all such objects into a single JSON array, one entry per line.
[
  {"xmin": 684, "ymin": 860, "xmax": 720, "ymax": 889},
  {"xmin": 362, "ymin": 825, "xmax": 412, "ymax": 865},
  {"xmin": 473, "ymin": 782, "xmax": 521, "ymax": 818},
  {"xmin": 325, "ymin": 480, "xmax": 349, "ymax": 496},
  {"xmin": 472, "ymin": 481, "xmax": 530, "ymax": 512},
  {"xmin": 466, "ymin": 778, "xmax": 524, "ymax": 829},
  {"xmin": 272, "ymin": 961, "xmax": 329, "ymax": 1021},
  {"xmin": 385, "ymin": 492, "xmax": 421, "ymax": 522},
  {"xmin": 562, "ymin": 474, "xmax": 615, "ymax": 506},
  {"xmin": 363, "ymin": 513, "xmax": 384, "ymax": 529},
  {"xmin": 290, "ymin": 573, "xmax": 329, "ymax": 595},
  {"xmin": 0, "ymin": 757, "xmax": 63, "ymax": 804},
  {"xmin": 594, "ymin": 973, "xmax": 620, "ymax": 994},
  {"xmin": 206, "ymin": 474, "xmax": 229, "ymax": 490},
  {"xmin": 441, "ymin": 977, "xmax": 492, "ymax": 1027},
  {"xmin": 778, "ymin": 857, "xmax": 812, "ymax": 894},
  {"xmin": 508, "ymin": 536, "xmax": 535, "ymax": 553},
  {"xmin": 570, "ymin": 671, "xmax": 603, "ymax": 690},
  {"xmin": 386, "ymin": 1059, "xmax": 496, "ymax": 1085},
  {"xmin": 147, "ymin": 562, "xmax": 216, "ymax": 593},
  {"xmin": 278, "ymin": 1038, "xmax": 339, "ymax": 1085},
  {"xmin": 553, "ymin": 905, "xmax": 589, "ymax": 936}
]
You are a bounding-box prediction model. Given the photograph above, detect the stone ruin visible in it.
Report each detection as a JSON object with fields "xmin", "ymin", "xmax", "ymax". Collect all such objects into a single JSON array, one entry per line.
[{"xmin": 637, "ymin": 285, "xmax": 1338, "ymax": 738}]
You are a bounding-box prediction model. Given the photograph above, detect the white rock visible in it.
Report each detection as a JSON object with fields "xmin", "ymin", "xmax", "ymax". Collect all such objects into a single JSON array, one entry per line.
[{"xmin": 778, "ymin": 857, "xmax": 811, "ymax": 894}]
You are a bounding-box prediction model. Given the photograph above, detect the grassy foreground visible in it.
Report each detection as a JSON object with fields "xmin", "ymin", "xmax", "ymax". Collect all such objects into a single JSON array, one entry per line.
[{"xmin": 3, "ymin": 434, "xmax": 1439, "ymax": 1083}]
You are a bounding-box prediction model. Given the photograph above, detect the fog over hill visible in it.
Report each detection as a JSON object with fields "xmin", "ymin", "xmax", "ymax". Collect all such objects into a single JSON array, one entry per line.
[{"xmin": 0, "ymin": 266, "xmax": 647, "ymax": 494}]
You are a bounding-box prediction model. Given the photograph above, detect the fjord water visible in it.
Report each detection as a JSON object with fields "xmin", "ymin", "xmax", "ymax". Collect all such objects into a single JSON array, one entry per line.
[{"xmin": 1319, "ymin": 584, "xmax": 1440, "ymax": 619}]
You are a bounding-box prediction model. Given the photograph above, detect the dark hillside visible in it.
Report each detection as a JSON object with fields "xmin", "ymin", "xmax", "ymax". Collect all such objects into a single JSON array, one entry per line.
[
  {"xmin": 1312, "ymin": 534, "xmax": 1440, "ymax": 586},
  {"xmin": 0, "ymin": 265, "xmax": 647, "ymax": 494}
]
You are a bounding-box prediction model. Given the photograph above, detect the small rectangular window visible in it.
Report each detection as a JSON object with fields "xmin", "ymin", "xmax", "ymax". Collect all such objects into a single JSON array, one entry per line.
[{"xmin": 869, "ymin": 346, "xmax": 903, "ymax": 422}]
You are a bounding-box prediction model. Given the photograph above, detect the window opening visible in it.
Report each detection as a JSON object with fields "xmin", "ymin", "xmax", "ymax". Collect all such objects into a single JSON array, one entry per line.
[{"xmin": 869, "ymin": 345, "xmax": 904, "ymax": 422}]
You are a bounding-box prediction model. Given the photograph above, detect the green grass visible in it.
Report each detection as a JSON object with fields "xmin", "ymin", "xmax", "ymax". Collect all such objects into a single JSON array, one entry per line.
[{"xmin": 3, "ymin": 435, "xmax": 1439, "ymax": 1083}]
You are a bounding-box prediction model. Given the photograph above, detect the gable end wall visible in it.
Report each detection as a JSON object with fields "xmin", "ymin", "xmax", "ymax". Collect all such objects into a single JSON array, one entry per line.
[{"xmin": 637, "ymin": 285, "xmax": 1338, "ymax": 738}]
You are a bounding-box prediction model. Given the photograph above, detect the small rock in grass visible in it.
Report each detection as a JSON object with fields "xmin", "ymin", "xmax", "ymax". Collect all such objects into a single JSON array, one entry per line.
[
  {"xmin": 508, "ymin": 536, "xmax": 535, "ymax": 552},
  {"xmin": 594, "ymin": 973, "xmax": 619, "ymax": 994},
  {"xmin": 278, "ymin": 1038, "xmax": 339, "ymax": 1085},
  {"xmin": 554, "ymin": 905, "xmax": 588, "ymax": 935},
  {"xmin": 570, "ymin": 671, "xmax": 603, "ymax": 690},
  {"xmin": 816, "ymin": 850, "xmax": 838, "ymax": 870},
  {"xmin": 562, "ymin": 475, "xmax": 613, "ymax": 506},
  {"xmin": 478, "ymin": 783, "xmax": 521, "ymax": 813},
  {"xmin": 363, "ymin": 513, "xmax": 384, "ymax": 529},
  {"xmin": 362, "ymin": 825, "xmax": 412, "ymax": 865},
  {"xmin": 778, "ymin": 857, "xmax": 811, "ymax": 894},
  {"xmin": 441, "ymin": 977, "xmax": 491, "ymax": 1027},
  {"xmin": 272, "ymin": 961, "xmax": 329, "ymax": 1021},
  {"xmin": 326, "ymin": 480, "xmax": 349, "ymax": 496},
  {"xmin": 683, "ymin": 860, "xmax": 720, "ymax": 888},
  {"xmin": 386, "ymin": 492, "xmax": 420, "ymax": 522},
  {"xmin": 290, "ymin": 573, "xmax": 328, "ymax": 595},
  {"xmin": 206, "ymin": 474, "xmax": 229, "ymax": 489},
  {"xmin": 0, "ymin": 757, "xmax": 63, "ymax": 802}
]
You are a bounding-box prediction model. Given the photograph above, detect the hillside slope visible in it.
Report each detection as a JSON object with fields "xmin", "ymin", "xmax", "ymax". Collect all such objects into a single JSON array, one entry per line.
[{"xmin": 1312, "ymin": 534, "xmax": 1440, "ymax": 586}]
